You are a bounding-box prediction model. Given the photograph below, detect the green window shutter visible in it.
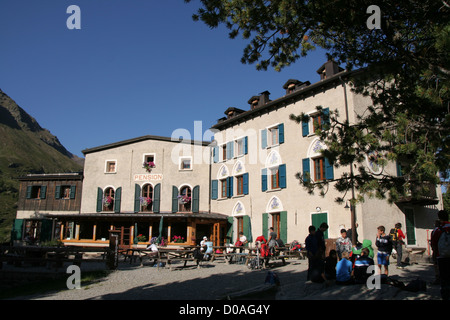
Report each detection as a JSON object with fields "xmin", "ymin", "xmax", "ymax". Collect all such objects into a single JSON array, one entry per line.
[
  {"xmin": 40, "ymin": 219, "xmax": 53, "ymax": 242},
  {"xmin": 172, "ymin": 186, "xmax": 179, "ymax": 213},
  {"xmin": 262, "ymin": 213, "xmax": 268, "ymax": 239},
  {"xmin": 211, "ymin": 180, "xmax": 218, "ymax": 200},
  {"xmin": 261, "ymin": 168, "xmax": 268, "ymax": 191},
  {"xmin": 26, "ymin": 186, "xmax": 32, "ymax": 199},
  {"xmin": 322, "ymin": 107, "xmax": 330, "ymax": 126},
  {"xmin": 227, "ymin": 141, "xmax": 234, "ymax": 159},
  {"xmin": 243, "ymin": 173, "xmax": 249, "ymax": 195},
  {"xmin": 278, "ymin": 123, "xmax": 284, "ymax": 144},
  {"xmin": 226, "ymin": 216, "xmax": 234, "ymax": 244},
  {"xmin": 11, "ymin": 219, "xmax": 24, "ymax": 241},
  {"xmin": 244, "ymin": 136, "xmax": 248, "ymax": 155},
  {"xmin": 134, "ymin": 184, "xmax": 141, "ymax": 213},
  {"xmin": 192, "ymin": 185, "xmax": 200, "ymax": 213},
  {"xmin": 243, "ymin": 215, "xmax": 253, "ymax": 242},
  {"xmin": 69, "ymin": 186, "xmax": 76, "ymax": 199},
  {"xmin": 302, "ymin": 119, "xmax": 309, "ymax": 137},
  {"xmin": 227, "ymin": 176, "xmax": 233, "ymax": 198},
  {"xmin": 279, "ymin": 164, "xmax": 287, "ymax": 188},
  {"xmin": 114, "ymin": 187, "xmax": 122, "ymax": 213},
  {"xmin": 40, "ymin": 186, "xmax": 47, "ymax": 199},
  {"xmin": 96, "ymin": 187, "xmax": 103, "ymax": 212},
  {"xmin": 153, "ymin": 183, "xmax": 161, "ymax": 213},
  {"xmin": 280, "ymin": 211, "xmax": 288, "ymax": 243},
  {"xmin": 405, "ymin": 208, "xmax": 416, "ymax": 245},
  {"xmin": 396, "ymin": 162, "xmax": 403, "ymax": 177},
  {"xmin": 302, "ymin": 158, "xmax": 310, "ymax": 182},
  {"xmin": 261, "ymin": 129, "xmax": 267, "ymax": 149},
  {"xmin": 55, "ymin": 185, "xmax": 61, "ymax": 199},
  {"xmin": 213, "ymin": 146, "xmax": 219, "ymax": 163},
  {"xmin": 325, "ymin": 158, "xmax": 334, "ymax": 180}
]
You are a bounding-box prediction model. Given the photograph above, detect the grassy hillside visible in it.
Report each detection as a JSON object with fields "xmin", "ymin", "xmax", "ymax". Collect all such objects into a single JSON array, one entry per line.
[{"xmin": 0, "ymin": 90, "xmax": 83, "ymax": 242}]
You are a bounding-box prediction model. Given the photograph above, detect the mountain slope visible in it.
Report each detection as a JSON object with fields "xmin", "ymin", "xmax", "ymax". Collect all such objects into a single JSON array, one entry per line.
[{"xmin": 0, "ymin": 89, "xmax": 84, "ymax": 242}]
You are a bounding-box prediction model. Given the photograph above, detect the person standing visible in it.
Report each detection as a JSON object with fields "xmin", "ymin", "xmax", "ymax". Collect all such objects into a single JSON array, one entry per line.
[
  {"xmin": 375, "ymin": 226, "xmax": 393, "ymax": 276},
  {"xmin": 315, "ymin": 223, "xmax": 329, "ymax": 258},
  {"xmin": 431, "ymin": 210, "xmax": 450, "ymax": 300},
  {"xmin": 391, "ymin": 223, "xmax": 406, "ymax": 269},
  {"xmin": 305, "ymin": 225, "xmax": 319, "ymax": 281}
]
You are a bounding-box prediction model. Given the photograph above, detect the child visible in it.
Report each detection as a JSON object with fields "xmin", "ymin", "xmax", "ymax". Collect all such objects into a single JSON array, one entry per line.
[
  {"xmin": 353, "ymin": 247, "xmax": 375, "ymax": 284},
  {"xmin": 336, "ymin": 251, "xmax": 354, "ymax": 285},
  {"xmin": 336, "ymin": 228, "xmax": 353, "ymax": 260},
  {"xmin": 375, "ymin": 225, "xmax": 393, "ymax": 276}
]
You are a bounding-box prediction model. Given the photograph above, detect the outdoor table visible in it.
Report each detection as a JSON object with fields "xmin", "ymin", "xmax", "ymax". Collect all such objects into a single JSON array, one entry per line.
[{"xmin": 156, "ymin": 248, "xmax": 202, "ymax": 270}]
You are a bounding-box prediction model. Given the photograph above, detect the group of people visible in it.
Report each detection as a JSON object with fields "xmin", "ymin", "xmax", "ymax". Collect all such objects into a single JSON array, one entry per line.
[{"xmin": 305, "ymin": 221, "xmax": 409, "ymax": 287}]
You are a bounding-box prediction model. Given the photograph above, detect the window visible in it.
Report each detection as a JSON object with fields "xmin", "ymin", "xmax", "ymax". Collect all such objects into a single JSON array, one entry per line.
[
  {"xmin": 312, "ymin": 113, "xmax": 323, "ymax": 132},
  {"xmin": 180, "ymin": 157, "xmax": 192, "ymax": 170},
  {"xmin": 141, "ymin": 184, "xmax": 153, "ymax": 212},
  {"xmin": 26, "ymin": 185, "xmax": 46, "ymax": 199},
  {"xmin": 303, "ymin": 156, "xmax": 334, "ymax": 182},
  {"xmin": 220, "ymin": 179, "xmax": 227, "ymax": 198},
  {"xmin": 314, "ymin": 157, "xmax": 326, "ymax": 181},
  {"xmin": 179, "ymin": 186, "xmax": 192, "ymax": 212},
  {"xmin": 270, "ymin": 168, "xmax": 280, "ymax": 189},
  {"xmin": 222, "ymin": 144, "xmax": 227, "ymax": 161},
  {"xmin": 55, "ymin": 185, "xmax": 76, "ymax": 199},
  {"xmin": 103, "ymin": 187, "xmax": 115, "ymax": 211},
  {"xmin": 272, "ymin": 213, "xmax": 281, "ymax": 239},
  {"xmin": 236, "ymin": 216, "xmax": 244, "ymax": 241},
  {"xmin": 236, "ymin": 175, "xmax": 244, "ymax": 195},
  {"xmin": 261, "ymin": 165, "xmax": 286, "ymax": 192},
  {"xmin": 144, "ymin": 154, "xmax": 155, "ymax": 163},
  {"xmin": 236, "ymin": 138, "xmax": 246, "ymax": 157},
  {"xmin": 106, "ymin": 160, "xmax": 116, "ymax": 173},
  {"xmin": 269, "ymin": 126, "xmax": 279, "ymax": 146},
  {"xmin": 303, "ymin": 108, "xmax": 330, "ymax": 137},
  {"xmin": 261, "ymin": 124, "xmax": 284, "ymax": 149}
]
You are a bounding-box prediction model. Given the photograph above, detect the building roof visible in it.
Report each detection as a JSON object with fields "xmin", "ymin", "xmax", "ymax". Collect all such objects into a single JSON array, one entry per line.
[
  {"xmin": 211, "ymin": 67, "xmax": 360, "ymax": 131},
  {"xmin": 82, "ymin": 134, "xmax": 211, "ymax": 155},
  {"xmin": 41, "ymin": 211, "xmax": 229, "ymax": 221},
  {"xmin": 18, "ymin": 172, "xmax": 83, "ymax": 181}
]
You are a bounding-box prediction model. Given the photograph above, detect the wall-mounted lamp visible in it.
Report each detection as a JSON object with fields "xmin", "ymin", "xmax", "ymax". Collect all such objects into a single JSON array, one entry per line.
[
  {"xmin": 344, "ymin": 201, "xmax": 350, "ymax": 209},
  {"xmin": 316, "ymin": 207, "xmax": 321, "ymax": 212}
]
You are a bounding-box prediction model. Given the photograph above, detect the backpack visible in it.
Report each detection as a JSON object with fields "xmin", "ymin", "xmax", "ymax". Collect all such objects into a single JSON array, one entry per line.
[
  {"xmin": 438, "ymin": 227, "xmax": 450, "ymax": 258},
  {"xmin": 389, "ymin": 228, "xmax": 398, "ymax": 242},
  {"xmin": 260, "ymin": 243, "xmax": 270, "ymax": 257}
]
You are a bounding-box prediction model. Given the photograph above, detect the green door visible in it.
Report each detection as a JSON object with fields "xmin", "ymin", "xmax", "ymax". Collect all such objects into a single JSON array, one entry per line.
[
  {"xmin": 311, "ymin": 212, "xmax": 328, "ymax": 239},
  {"xmin": 404, "ymin": 208, "xmax": 416, "ymax": 245}
]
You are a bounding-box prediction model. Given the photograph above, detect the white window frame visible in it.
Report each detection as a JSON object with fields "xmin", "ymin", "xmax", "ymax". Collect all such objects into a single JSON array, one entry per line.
[
  {"xmin": 105, "ymin": 160, "xmax": 117, "ymax": 174},
  {"xmin": 179, "ymin": 156, "xmax": 193, "ymax": 171}
]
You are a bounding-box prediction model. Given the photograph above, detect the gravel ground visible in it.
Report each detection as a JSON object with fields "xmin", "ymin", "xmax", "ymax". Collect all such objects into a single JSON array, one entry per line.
[{"xmin": 5, "ymin": 255, "xmax": 442, "ymax": 301}]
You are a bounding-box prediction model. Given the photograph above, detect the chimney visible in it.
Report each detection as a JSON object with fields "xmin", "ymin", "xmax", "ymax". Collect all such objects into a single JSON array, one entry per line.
[
  {"xmin": 316, "ymin": 60, "xmax": 343, "ymax": 80},
  {"xmin": 248, "ymin": 91, "xmax": 271, "ymax": 110},
  {"xmin": 283, "ymin": 79, "xmax": 310, "ymax": 94},
  {"xmin": 224, "ymin": 107, "xmax": 246, "ymax": 120}
]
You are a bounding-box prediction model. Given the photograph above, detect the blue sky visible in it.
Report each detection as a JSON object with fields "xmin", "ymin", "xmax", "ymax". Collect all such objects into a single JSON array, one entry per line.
[{"xmin": 0, "ymin": 0, "xmax": 329, "ymax": 158}]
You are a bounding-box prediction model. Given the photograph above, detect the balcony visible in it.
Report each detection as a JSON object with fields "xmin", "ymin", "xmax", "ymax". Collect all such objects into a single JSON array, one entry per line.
[{"xmin": 396, "ymin": 182, "xmax": 439, "ymax": 206}]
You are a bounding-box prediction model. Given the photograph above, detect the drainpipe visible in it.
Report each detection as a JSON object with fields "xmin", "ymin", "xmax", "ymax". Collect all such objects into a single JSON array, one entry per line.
[{"xmin": 339, "ymin": 75, "xmax": 357, "ymax": 245}]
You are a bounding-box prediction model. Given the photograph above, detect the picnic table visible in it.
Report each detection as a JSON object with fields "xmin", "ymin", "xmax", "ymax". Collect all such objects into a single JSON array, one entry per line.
[{"xmin": 157, "ymin": 248, "xmax": 203, "ymax": 270}]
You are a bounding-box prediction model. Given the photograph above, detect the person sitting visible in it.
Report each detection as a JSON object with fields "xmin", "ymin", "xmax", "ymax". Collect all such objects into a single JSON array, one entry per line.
[
  {"xmin": 353, "ymin": 247, "xmax": 375, "ymax": 284},
  {"xmin": 336, "ymin": 251, "xmax": 355, "ymax": 285},
  {"xmin": 324, "ymin": 249, "xmax": 337, "ymax": 281}
]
